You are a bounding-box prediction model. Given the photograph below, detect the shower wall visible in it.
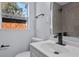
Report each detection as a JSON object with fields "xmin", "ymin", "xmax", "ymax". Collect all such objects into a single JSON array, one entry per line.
[{"xmin": 36, "ymin": 2, "xmax": 51, "ymax": 39}]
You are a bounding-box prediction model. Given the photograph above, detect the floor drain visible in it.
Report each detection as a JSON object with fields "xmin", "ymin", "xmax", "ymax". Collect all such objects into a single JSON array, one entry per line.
[{"xmin": 54, "ymin": 51, "xmax": 59, "ymax": 54}]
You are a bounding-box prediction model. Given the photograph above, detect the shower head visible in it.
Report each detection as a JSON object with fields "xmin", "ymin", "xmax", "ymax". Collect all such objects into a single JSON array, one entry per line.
[{"xmin": 35, "ymin": 14, "xmax": 44, "ymax": 18}]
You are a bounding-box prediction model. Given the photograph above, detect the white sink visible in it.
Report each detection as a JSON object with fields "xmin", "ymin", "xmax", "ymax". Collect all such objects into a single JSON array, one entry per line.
[{"xmin": 41, "ymin": 43, "xmax": 68, "ymax": 53}]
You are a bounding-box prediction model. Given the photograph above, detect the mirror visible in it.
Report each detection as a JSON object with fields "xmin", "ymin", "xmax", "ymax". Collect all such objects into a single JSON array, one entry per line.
[{"xmin": 53, "ymin": 2, "xmax": 79, "ymax": 37}]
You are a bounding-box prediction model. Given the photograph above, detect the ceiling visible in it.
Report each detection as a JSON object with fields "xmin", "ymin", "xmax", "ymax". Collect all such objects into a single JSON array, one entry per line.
[{"xmin": 56, "ymin": 2, "xmax": 70, "ymax": 6}]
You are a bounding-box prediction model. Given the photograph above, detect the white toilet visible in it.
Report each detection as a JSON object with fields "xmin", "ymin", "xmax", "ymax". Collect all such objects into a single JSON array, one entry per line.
[{"xmin": 15, "ymin": 37, "xmax": 44, "ymax": 57}]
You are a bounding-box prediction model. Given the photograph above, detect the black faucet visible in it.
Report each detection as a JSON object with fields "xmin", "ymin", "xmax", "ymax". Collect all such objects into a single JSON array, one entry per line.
[{"xmin": 56, "ymin": 33, "xmax": 66, "ymax": 46}]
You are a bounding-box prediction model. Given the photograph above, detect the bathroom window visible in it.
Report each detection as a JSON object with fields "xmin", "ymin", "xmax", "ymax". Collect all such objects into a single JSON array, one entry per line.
[{"xmin": 1, "ymin": 2, "xmax": 28, "ymax": 30}]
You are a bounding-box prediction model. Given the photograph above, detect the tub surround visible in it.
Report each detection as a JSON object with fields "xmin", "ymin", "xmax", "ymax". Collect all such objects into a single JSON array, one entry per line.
[{"xmin": 0, "ymin": 2, "xmax": 35, "ymax": 57}]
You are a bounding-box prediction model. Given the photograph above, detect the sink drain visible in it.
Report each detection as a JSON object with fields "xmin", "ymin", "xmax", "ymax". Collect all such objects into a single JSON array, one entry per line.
[{"xmin": 54, "ymin": 51, "xmax": 59, "ymax": 54}]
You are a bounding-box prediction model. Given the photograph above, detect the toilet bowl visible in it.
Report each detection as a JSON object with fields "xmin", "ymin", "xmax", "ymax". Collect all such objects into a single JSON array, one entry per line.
[
  {"xmin": 16, "ymin": 37, "xmax": 44, "ymax": 57},
  {"xmin": 15, "ymin": 51, "xmax": 30, "ymax": 57}
]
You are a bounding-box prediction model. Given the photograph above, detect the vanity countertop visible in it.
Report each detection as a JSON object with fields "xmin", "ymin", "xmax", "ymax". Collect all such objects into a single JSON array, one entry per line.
[{"xmin": 30, "ymin": 39, "xmax": 79, "ymax": 57}]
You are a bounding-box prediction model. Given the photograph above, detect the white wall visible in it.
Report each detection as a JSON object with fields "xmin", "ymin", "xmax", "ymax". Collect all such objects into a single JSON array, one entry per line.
[
  {"xmin": 0, "ymin": 2, "xmax": 35, "ymax": 57},
  {"xmin": 36, "ymin": 2, "xmax": 51, "ymax": 39}
]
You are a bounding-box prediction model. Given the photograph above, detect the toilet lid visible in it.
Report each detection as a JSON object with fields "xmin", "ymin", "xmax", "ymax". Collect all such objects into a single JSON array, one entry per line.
[{"xmin": 16, "ymin": 51, "xmax": 30, "ymax": 57}]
